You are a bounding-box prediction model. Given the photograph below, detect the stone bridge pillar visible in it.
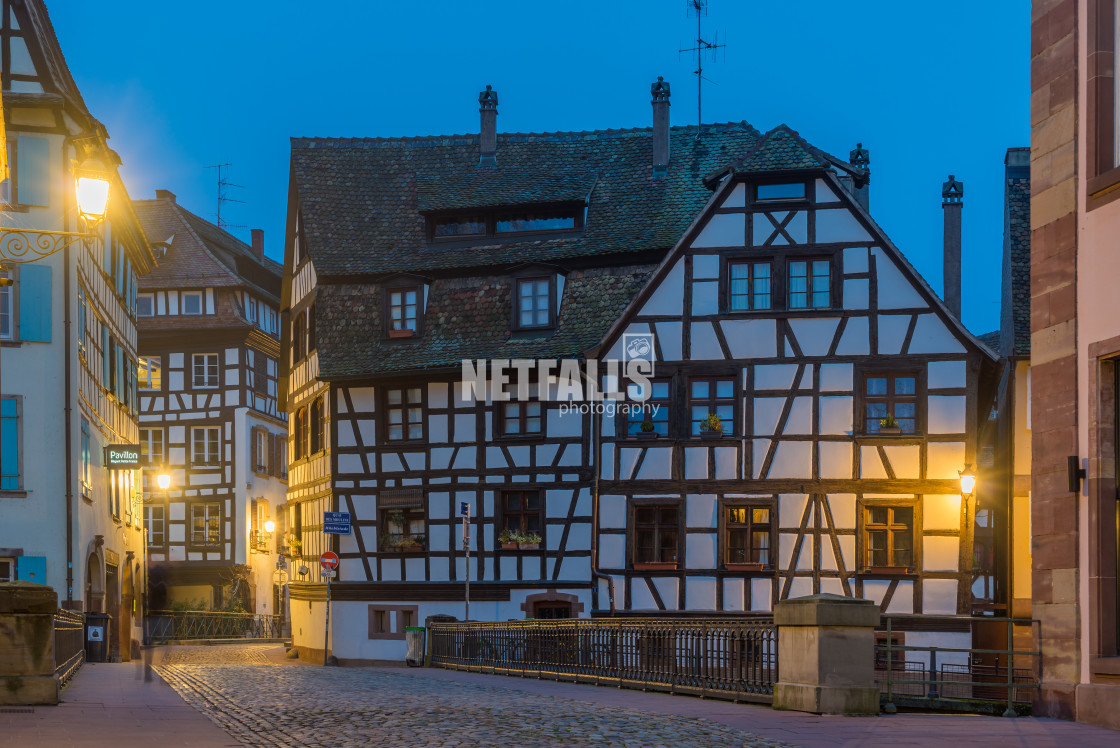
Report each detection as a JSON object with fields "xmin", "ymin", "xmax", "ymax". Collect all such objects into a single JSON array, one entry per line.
[{"xmin": 0, "ymin": 581, "xmax": 59, "ymax": 705}]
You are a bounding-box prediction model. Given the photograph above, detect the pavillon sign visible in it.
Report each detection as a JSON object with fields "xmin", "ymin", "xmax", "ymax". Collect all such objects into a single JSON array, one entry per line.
[{"xmin": 103, "ymin": 445, "xmax": 140, "ymax": 469}]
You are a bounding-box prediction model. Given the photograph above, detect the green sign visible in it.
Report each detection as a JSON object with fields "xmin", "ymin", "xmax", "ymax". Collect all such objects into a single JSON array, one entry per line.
[{"xmin": 103, "ymin": 445, "xmax": 140, "ymax": 469}]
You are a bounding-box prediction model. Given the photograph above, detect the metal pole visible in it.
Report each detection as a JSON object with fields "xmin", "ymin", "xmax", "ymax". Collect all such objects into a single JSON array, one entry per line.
[
  {"xmin": 463, "ymin": 506, "xmax": 470, "ymax": 621},
  {"xmin": 1003, "ymin": 618, "xmax": 1017, "ymax": 717},
  {"xmin": 884, "ymin": 616, "xmax": 896, "ymax": 713},
  {"xmin": 323, "ymin": 572, "xmax": 331, "ymax": 666}
]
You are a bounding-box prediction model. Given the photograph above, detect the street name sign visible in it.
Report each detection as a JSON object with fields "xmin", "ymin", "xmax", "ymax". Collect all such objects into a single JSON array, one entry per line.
[{"xmin": 323, "ymin": 511, "xmax": 352, "ymax": 535}]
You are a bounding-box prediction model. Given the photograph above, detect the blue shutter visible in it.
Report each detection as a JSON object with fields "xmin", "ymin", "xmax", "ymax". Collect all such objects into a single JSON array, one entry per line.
[
  {"xmin": 16, "ymin": 136, "xmax": 49, "ymax": 207},
  {"xmin": 102, "ymin": 327, "xmax": 110, "ymax": 384},
  {"xmin": 1, "ymin": 398, "xmax": 17, "ymax": 489},
  {"xmin": 115, "ymin": 342, "xmax": 124, "ymax": 400},
  {"xmin": 16, "ymin": 556, "xmax": 46, "ymax": 584},
  {"xmin": 17, "ymin": 264, "xmax": 51, "ymax": 342}
]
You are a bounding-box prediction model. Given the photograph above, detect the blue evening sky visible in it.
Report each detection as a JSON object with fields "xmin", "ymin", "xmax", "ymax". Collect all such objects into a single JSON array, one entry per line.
[{"xmin": 54, "ymin": 0, "xmax": 1027, "ymax": 335}]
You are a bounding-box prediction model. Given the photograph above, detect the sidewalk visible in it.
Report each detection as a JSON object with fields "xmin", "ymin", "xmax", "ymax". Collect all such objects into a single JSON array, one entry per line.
[
  {"xmin": 0, "ymin": 662, "xmax": 240, "ymax": 748},
  {"xmin": 388, "ymin": 667, "xmax": 1120, "ymax": 748}
]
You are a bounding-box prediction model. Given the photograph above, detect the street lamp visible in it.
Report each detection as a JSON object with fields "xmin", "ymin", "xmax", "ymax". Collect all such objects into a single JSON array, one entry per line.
[
  {"xmin": 264, "ymin": 519, "xmax": 276, "ymax": 534},
  {"xmin": 156, "ymin": 472, "xmax": 171, "ymax": 491},
  {"xmin": 958, "ymin": 465, "xmax": 977, "ymax": 497},
  {"xmin": 75, "ymin": 170, "xmax": 111, "ymax": 223}
]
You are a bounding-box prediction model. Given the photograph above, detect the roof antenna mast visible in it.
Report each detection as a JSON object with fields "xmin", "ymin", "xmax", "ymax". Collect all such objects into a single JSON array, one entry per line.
[
  {"xmin": 679, "ymin": 0, "xmax": 725, "ymax": 139},
  {"xmin": 203, "ymin": 162, "xmax": 246, "ymax": 230}
]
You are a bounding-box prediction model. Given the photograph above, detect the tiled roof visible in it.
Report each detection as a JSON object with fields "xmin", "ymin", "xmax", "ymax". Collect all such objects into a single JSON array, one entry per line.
[
  {"xmin": 317, "ymin": 265, "xmax": 654, "ymax": 378},
  {"xmin": 133, "ymin": 197, "xmax": 281, "ymax": 302},
  {"xmin": 977, "ymin": 330, "xmax": 1000, "ymax": 354},
  {"xmin": 137, "ymin": 292, "xmax": 253, "ymax": 336},
  {"xmin": 291, "ymin": 121, "xmax": 764, "ymax": 277},
  {"xmin": 1002, "ymin": 148, "xmax": 1030, "ymax": 357},
  {"xmin": 729, "ymin": 124, "xmax": 835, "ymax": 173}
]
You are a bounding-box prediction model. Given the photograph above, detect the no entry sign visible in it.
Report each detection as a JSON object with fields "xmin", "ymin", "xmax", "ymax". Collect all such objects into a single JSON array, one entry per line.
[{"xmin": 320, "ymin": 551, "xmax": 339, "ymax": 570}]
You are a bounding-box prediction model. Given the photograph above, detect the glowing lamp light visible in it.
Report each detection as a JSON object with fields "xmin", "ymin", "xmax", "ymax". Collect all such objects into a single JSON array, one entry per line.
[
  {"xmin": 156, "ymin": 473, "xmax": 171, "ymax": 491},
  {"xmin": 75, "ymin": 174, "xmax": 110, "ymax": 219},
  {"xmin": 958, "ymin": 465, "xmax": 977, "ymax": 496},
  {"xmin": 264, "ymin": 520, "xmax": 276, "ymax": 534}
]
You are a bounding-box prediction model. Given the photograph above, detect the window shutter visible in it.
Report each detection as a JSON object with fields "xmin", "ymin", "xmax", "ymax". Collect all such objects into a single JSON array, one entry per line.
[
  {"xmin": 16, "ymin": 136, "xmax": 49, "ymax": 207},
  {"xmin": 0, "ymin": 398, "xmax": 18, "ymax": 489},
  {"xmin": 115, "ymin": 342, "xmax": 124, "ymax": 400},
  {"xmin": 102, "ymin": 326, "xmax": 110, "ymax": 384},
  {"xmin": 17, "ymin": 264, "xmax": 51, "ymax": 342},
  {"xmin": 269, "ymin": 432, "xmax": 278, "ymax": 476}
]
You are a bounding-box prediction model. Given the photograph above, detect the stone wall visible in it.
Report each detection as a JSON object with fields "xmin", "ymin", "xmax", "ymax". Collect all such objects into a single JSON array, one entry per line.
[{"xmin": 0, "ymin": 582, "xmax": 59, "ymax": 705}]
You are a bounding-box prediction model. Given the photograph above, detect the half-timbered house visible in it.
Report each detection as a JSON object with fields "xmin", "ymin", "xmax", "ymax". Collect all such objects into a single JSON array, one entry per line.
[
  {"xmin": 281, "ymin": 82, "xmax": 997, "ymax": 663},
  {"xmin": 133, "ymin": 191, "xmax": 287, "ymax": 617}
]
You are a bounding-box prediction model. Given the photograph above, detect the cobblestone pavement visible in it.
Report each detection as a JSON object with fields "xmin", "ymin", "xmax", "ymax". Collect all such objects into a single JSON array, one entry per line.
[
  {"xmin": 155, "ymin": 652, "xmax": 796, "ymax": 748},
  {"xmin": 157, "ymin": 644, "xmax": 276, "ymax": 666}
]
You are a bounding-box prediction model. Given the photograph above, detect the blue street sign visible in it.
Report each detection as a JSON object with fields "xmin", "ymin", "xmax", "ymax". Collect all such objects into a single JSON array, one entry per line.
[
  {"xmin": 324, "ymin": 511, "xmax": 352, "ymax": 535},
  {"xmin": 459, "ymin": 501, "xmax": 470, "ymax": 517}
]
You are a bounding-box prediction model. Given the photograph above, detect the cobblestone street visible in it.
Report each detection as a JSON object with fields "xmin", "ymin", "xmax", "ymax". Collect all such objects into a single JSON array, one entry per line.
[{"xmin": 154, "ymin": 646, "xmax": 793, "ymax": 748}]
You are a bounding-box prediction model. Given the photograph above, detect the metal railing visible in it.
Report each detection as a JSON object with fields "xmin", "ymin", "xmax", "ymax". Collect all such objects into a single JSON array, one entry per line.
[
  {"xmin": 878, "ymin": 615, "xmax": 1041, "ymax": 716},
  {"xmin": 431, "ymin": 617, "xmax": 776, "ymax": 704},
  {"xmin": 147, "ymin": 610, "xmax": 284, "ymax": 643},
  {"xmin": 53, "ymin": 608, "xmax": 85, "ymax": 687}
]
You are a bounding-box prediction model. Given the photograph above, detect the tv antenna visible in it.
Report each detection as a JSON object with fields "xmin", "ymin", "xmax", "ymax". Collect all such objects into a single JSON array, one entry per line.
[
  {"xmin": 203, "ymin": 162, "xmax": 245, "ymax": 230},
  {"xmin": 679, "ymin": 0, "xmax": 726, "ymax": 139}
]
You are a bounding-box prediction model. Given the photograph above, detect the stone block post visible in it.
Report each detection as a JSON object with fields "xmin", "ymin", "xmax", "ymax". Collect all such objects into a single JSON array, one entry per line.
[
  {"xmin": 773, "ymin": 593, "xmax": 880, "ymax": 715},
  {"xmin": 0, "ymin": 582, "xmax": 59, "ymax": 705}
]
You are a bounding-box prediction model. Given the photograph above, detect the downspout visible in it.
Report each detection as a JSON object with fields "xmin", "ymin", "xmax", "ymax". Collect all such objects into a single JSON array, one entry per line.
[
  {"xmin": 62, "ymin": 134, "xmax": 76, "ymax": 608},
  {"xmin": 581, "ymin": 360, "xmax": 616, "ymax": 615}
]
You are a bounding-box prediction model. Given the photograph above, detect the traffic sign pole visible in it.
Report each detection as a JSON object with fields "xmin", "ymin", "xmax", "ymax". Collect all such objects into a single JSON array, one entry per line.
[
  {"xmin": 460, "ymin": 501, "xmax": 471, "ymax": 621},
  {"xmin": 319, "ymin": 552, "xmax": 339, "ymax": 666}
]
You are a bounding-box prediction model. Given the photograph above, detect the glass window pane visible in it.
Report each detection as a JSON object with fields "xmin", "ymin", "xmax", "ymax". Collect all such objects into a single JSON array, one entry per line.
[
  {"xmin": 715, "ymin": 380, "xmax": 733, "ymax": 398},
  {"xmin": 866, "ymin": 378, "xmax": 887, "ymax": 396},
  {"xmin": 757, "ymin": 183, "xmax": 806, "ymax": 200},
  {"xmin": 895, "ymin": 377, "xmax": 916, "ymax": 395},
  {"xmin": 388, "ymin": 389, "xmax": 403, "ymax": 405},
  {"xmin": 893, "ymin": 507, "xmax": 913, "ymax": 527},
  {"xmin": 870, "ymin": 507, "xmax": 889, "ymax": 525},
  {"xmin": 691, "ymin": 381, "xmax": 709, "ymax": 399}
]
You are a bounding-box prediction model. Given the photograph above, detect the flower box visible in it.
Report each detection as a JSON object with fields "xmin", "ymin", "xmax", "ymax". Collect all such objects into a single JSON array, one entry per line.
[
  {"xmin": 877, "ymin": 427, "xmax": 902, "ymax": 436},
  {"xmin": 634, "ymin": 432, "xmax": 659, "ymax": 441},
  {"xmin": 699, "ymin": 430, "xmax": 724, "ymax": 440},
  {"xmin": 864, "ymin": 566, "xmax": 909, "ymax": 575},
  {"xmin": 500, "ymin": 542, "xmax": 519, "ymax": 550},
  {"xmin": 633, "ymin": 562, "xmax": 677, "ymax": 571},
  {"xmin": 388, "ymin": 328, "xmax": 415, "ymax": 339},
  {"xmin": 518, "ymin": 542, "xmax": 540, "ymax": 551},
  {"xmin": 724, "ymin": 562, "xmax": 764, "ymax": 572}
]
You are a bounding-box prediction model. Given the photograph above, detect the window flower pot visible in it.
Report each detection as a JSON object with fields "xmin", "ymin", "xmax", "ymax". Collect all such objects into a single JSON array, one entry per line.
[
  {"xmin": 634, "ymin": 431, "xmax": 659, "ymax": 441},
  {"xmin": 877, "ymin": 427, "xmax": 902, "ymax": 436},
  {"xmin": 500, "ymin": 542, "xmax": 519, "ymax": 550},
  {"xmin": 388, "ymin": 328, "xmax": 415, "ymax": 339},
  {"xmin": 864, "ymin": 566, "xmax": 909, "ymax": 575},
  {"xmin": 724, "ymin": 562, "xmax": 764, "ymax": 572},
  {"xmin": 518, "ymin": 542, "xmax": 540, "ymax": 551},
  {"xmin": 700, "ymin": 430, "xmax": 724, "ymax": 440},
  {"xmin": 633, "ymin": 562, "xmax": 677, "ymax": 571}
]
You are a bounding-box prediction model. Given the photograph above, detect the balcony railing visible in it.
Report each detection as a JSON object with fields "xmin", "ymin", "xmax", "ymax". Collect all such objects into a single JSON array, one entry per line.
[
  {"xmin": 147, "ymin": 610, "xmax": 284, "ymax": 643},
  {"xmin": 431, "ymin": 617, "xmax": 776, "ymax": 704},
  {"xmin": 53, "ymin": 608, "xmax": 85, "ymax": 687}
]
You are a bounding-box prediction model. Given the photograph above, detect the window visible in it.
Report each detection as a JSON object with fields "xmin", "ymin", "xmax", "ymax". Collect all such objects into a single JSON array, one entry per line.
[
  {"xmin": 788, "ymin": 258, "xmax": 831, "ymax": 308},
  {"xmin": 385, "ymin": 386, "xmax": 424, "ymax": 441},
  {"xmin": 725, "ymin": 505, "xmax": 772, "ymax": 567},
  {"xmin": 137, "ymin": 293, "xmax": 154, "ymax": 316},
  {"xmin": 756, "ymin": 182, "xmax": 806, "ymax": 201},
  {"xmin": 387, "ymin": 286, "xmax": 420, "ymax": 333},
  {"xmin": 634, "ymin": 504, "xmax": 680, "ymax": 565},
  {"xmin": 246, "ymin": 296, "xmax": 258, "ymax": 324},
  {"xmin": 140, "ymin": 428, "xmax": 165, "ymax": 467},
  {"xmin": 500, "ymin": 382, "xmax": 542, "ymax": 436},
  {"xmin": 688, "ymin": 377, "xmax": 735, "ymax": 435},
  {"xmin": 293, "ymin": 408, "xmax": 307, "ymax": 460},
  {"xmin": 250, "ymin": 499, "xmax": 270, "ymax": 552},
  {"xmin": 310, "ymin": 397, "xmax": 325, "ymax": 454},
  {"xmin": 1088, "ymin": 1, "xmax": 1120, "ymax": 195},
  {"xmin": 80, "ymin": 418, "xmax": 91, "ymax": 497},
  {"xmin": 146, "ymin": 505, "xmax": 166, "ymax": 547},
  {"xmin": 625, "ymin": 379, "xmax": 670, "ymax": 436},
  {"xmin": 306, "ymin": 306, "xmax": 316, "ymax": 354},
  {"xmin": 190, "ymin": 503, "xmax": 221, "ymax": 545},
  {"xmin": 9, "ymin": 136, "xmax": 49, "ymax": 207},
  {"xmin": 429, "ymin": 205, "xmax": 582, "ymax": 241},
  {"xmin": 1, "ymin": 397, "xmax": 19, "ymax": 490},
  {"xmin": 863, "ymin": 505, "xmax": 914, "ymax": 570},
  {"xmin": 252, "ymin": 428, "xmax": 270, "ymax": 473},
  {"xmin": 191, "ymin": 426, "xmax": 220, "ymax": 466},
  {"xmin": 380, "ymin": 508, "xmax": 426, "ymax": 551},
  {"xmin": 139, "ymin": 356, "xmax": 162, "ymax": 390},
  {"xmin": 77, "ymin": 286, "xmax": 87, "ymax": 355},
  {"xmin": 181, "ymin": 291, "xmax": 203, "ymax": 315},
  {"xmin": 863, "ymin": 372, "xmax": 918, "ymax": 434},
  {"xmin": 515, "ymin": 277, "xmax": 553, "ymax": 329},
  {"xmin": 292, "ymin": 314, "xmax": 306, "ymax": 361},
  {"xmin": 0, "ymin": 142, "xmax": 12, "ymax": 206},
  {"xmin": 501, "ymin": 490, "xmax": 542, "ymax": 537},
  {"xmin": 0, "ymin": 557, "xmax": 13, "ymax": 582},
  {"xmin": 728, "ymin": 261, "xmax": 771, "ymax": 311},
  {"xmin": 0, "ymin": 267, "xmax": 12, "ymax": 340},
  {"xmin": 278, "ymin": 439, "xmax": 288, "ymax": 479},
  {"xmin": 192, "ymin": 353, "xmax": 218, "ymax": 388}
]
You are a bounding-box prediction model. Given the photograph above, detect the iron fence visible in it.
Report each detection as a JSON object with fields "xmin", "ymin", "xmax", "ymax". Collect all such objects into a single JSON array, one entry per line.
[
  {"xmin": 147, "ymin": 610, "xmax": 284, "ymax": 643},
  {"xmin": 430, "ymin": 617, "xmax": 776, "ymax": 704},
  {"xmin": 53, "ymin": 608, "xmax": 84, "ymax": 687},
  {"xmin": 877, "ymin": 615, "xmax": 1041, "ymax": 716}
]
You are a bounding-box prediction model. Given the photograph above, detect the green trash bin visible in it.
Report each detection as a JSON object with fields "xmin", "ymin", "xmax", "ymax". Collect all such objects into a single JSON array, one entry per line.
[{"xmin": 405, "ymin": 627, "xmax": 426, "ymax": 667}]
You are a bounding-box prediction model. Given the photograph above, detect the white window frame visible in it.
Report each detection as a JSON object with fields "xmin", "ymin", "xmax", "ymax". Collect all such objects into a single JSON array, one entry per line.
[
  {"xmin": 191, "ymin": 426, "xmax": 221, "ymax": 466},
  {"xmin": 0, "ymin": 267, "xmax": 13, "ymax": 341},
  {"xmin": 139, "ymin": 355, "xmax": 162, "ymax": 390},
  {"xmin": 146, "ymin": 505, "xmax": 166, "ymax": 547},
  {"xmin": 140, "ymin": 427, "xmax": 165, "ymax": 467},
  {"xmin": 181, "ymin": 291, "xmax": 204, "ymax": 315},
  {"xmin": 190, "ymin": 502, "xmax": 222, "ymax": 546},
  {"xmin": 0, "ymin": 557, "xmax": 14, "ymax": 582},
  {"xmin": 137, "ymin": 293, "xmax": 155, "ymax": 317},
  {"xmin": 192, "ymin": 353, "xmax": 219, "ymax": 388}
]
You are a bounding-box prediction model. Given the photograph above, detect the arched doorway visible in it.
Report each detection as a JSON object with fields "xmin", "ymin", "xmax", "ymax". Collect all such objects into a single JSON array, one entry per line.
[{"xmin": 85, "ymin": 553, "xmax": 104, "ymax": 613}]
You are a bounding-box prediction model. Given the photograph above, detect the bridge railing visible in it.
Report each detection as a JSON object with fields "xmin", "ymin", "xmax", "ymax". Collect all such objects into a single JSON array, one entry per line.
[
  {"xmin": 53, "ymin": 608, "xmax": 85, "ymax": 687},
  {"xmin": 430, "ymin": 617, "xmax": 776, "ymax": 704},
  {"xmin": 147, "ymin": 610, "xmax": 283, "ymax": 643}
]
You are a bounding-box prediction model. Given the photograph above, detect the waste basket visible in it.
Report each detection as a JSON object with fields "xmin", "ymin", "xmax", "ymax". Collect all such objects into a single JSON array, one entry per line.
[
  {"xmin": 405, "ymin": 626, "xmax": 426, "ymax": 667},
  {"xmin": 85, "ymin": 612, "xmax": 112, "ymax": 663}
]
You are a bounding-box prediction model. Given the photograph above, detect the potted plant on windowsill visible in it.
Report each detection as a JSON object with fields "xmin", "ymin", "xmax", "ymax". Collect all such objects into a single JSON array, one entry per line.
[
  {"xmin": 725, "ymin": 562, "xmax": 765, "ymax": 572},
  {"xmin": 388, "ymin": 327, "xmax": 415, "ymax": 339},
  {"xmin": 517, "ymin": 531, "xmax": 542, "ymax": 551},
  {"xmin": 635, "ymin": 419, "xmax": 659, "ymax": 440},
  {"xmin": 498, "ymin": 529, "xmax": 521, "ymax": 550},
  {"xmin": 863, "ymin": 566, "xmax": 910, "ymax": 575},
  {"xmin": 700, "ymin": 413, "xmax": 724, "ymax": 440},
  {"xmin": 878, "ymin": 415, "xmax": 902, "ymax": 435},
  {"xmin": 633, "ymin": 561, "xmax": 678, "ymax": 571}
]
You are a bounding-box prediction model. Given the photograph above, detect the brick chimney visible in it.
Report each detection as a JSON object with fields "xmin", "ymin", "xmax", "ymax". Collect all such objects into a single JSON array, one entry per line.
[
  {"xmin": 651, "ymin": 77, "xmax": 671, "ymax": 178},
  {"xmin": 479, "ymin": 85, "xmax": 498, "ymax": 166},
  {"xmin": 155, "ymin": 189, "xmax": 176, "ymax": 203},
  {"xmin": 849, "ymin": 142, "xmax": 870, "ymax": 211},
  {"xmin": 942, "ymin": 174, "xmax": 964, "ymax": 318},
  {"xmin": 251, "ymin": 229, "xmax": 264, "ymax": 261}
]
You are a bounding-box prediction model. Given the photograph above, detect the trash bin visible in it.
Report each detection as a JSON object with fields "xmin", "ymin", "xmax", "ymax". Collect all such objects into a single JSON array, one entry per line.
[
  {"xmin": 85, "ymin": 613, "xmax": 111, "ymax": 663},
  {"xmin": 405, "ymin": 626, "xmax": 426, "ymax": 667}
]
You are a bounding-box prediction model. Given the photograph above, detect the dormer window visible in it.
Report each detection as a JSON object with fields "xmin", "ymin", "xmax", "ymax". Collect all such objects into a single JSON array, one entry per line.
[
  {"xmin": 515, "ymin": 277, "xmax": 554, "ymax": 330},
  {"xmin": 755, "ymin": 182, "xmax": 807, "ymax": 202},
  {"xmin": 428, "ymin": 204, "xmax": 583, "ymax": 242},
  {"xmin": 384, "ymin": 282, "xmax": 426, "ymax": 338}
]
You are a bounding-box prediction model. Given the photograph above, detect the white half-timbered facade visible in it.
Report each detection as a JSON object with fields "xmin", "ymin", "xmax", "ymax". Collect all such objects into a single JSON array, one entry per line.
[
  {"xmin": 133, "ymin": 193, "xmax": 287, "ymax": 617},
  {"xmin": 282, "ymin": 83, "xmax": 998, "ymax": 663}
]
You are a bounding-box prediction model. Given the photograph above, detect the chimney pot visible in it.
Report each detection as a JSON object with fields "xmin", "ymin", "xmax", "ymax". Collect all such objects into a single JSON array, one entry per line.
[
  {"xmin": 155, "ymin": 189, "xmax": 176, "ymax": 203},
  {"xmin": 942, "ymin": 174, "xmax": 964, "ymax": 317},
  {"xmin": 479, "ymin": 85, "xmax": 498, "ymax": 167},
  {"xmin": 651, "ymin": 77, "xmax": 671, "ymax": 178},
  {"xmin": 251, "ymin": 229, "xmax": 265, "ymax": 260},
  {"xmin": 849, "ymin": 142, "xmax": 870, "ymax": 211}
]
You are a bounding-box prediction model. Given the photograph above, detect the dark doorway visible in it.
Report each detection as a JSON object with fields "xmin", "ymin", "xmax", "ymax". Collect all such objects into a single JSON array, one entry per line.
[{"xmin": 533, "ymin": 601, "xmax": 571, "ymax": 619}]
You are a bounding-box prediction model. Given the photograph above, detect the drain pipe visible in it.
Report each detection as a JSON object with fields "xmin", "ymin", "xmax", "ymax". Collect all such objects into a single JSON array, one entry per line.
[
  {"xmin": 580, "ymin": 360, "xmax": 616, "ymax": 615},
  {"xmin": 62, "ymin": 133, "xmax": 78, "ymax": 608}
]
